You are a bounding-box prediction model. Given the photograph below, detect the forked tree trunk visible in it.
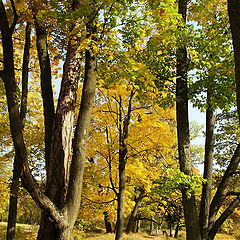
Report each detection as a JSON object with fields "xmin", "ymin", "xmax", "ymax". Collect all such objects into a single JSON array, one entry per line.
[
  {"xmin": 0, "ymin": 1, "xmax": 97, "ymax": 239},
  {"xmin": 115, "ymin": 92, "xmax": 134, "ymax": 240},
  {"xmin": 199, "ymin": 90, "xmax": 215, "ymax": 240},
  {"xmin": 176, "ymin": 1, "xmax": 201, "ymax": 239}
]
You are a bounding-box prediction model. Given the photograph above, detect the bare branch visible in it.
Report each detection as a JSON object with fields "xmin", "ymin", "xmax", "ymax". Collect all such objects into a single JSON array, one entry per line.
[{"xmin": 82, "ymin": 195, "xmax": 117, "ymax": 205}]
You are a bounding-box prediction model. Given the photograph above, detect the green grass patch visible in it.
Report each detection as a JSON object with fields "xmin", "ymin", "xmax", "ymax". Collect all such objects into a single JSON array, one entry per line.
[{"xmin": 0, "ymin": 222, "xmax": 38, "ymax": 240}]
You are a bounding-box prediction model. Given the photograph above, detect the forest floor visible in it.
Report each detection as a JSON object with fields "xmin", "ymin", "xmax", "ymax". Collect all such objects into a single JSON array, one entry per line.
[
  {"xmin": 0, "ymin": 222, "xmax": 239, "ymax": 240},
  {"xmin": 82, "ymin": 232, "xmax": 239, "ymax": 240}
]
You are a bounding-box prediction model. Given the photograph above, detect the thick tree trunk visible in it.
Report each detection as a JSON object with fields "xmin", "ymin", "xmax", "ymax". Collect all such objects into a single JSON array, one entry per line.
[
  {"xmin": 125, "ymin": 189, "xmax": 145, "ymax": 233},
  {"xmin": 65, "ymin": 47, "xmax": 97, "ymax": 230},
  {"xmin": 176, "ymin": 1, "xmax": 201, "ymax": 240},
  {"xmin": 199, "ymin": 90, "xmax": 215, "ymax": 240},
  {"xmin": 6, "ymin": 22, "xmax": 31, "ymax": 240},
  {"xmin": 1, "ymin": 2, "xmax": 97, "ymax": 240},
  {"xmin": 35, "ymin": 21, "xmax": 56, "ymax": 240},
  {"xmin": 228, "ymin": 0, "xmax": 240, "ymax": 123},
  {"xmin": 36, "ymin": 1, "xmax": 87, "ymax": 238}
]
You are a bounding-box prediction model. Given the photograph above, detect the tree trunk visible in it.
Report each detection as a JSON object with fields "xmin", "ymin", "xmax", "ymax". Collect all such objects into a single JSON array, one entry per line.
[
  {"xmin": 6, "ymin": 157, "xmax": 20, "ymax": 240},
  {"xmin": 36, "ymin": 1, "xmax": 88, "ymax": 239},
  {"xmin": 208, "ymin": 143, "xmax": 240, "ymax": 231},
  {"xmin": 6, "ymin": 22, "xmax": 31, "ymax": 240},
  {"xmin": 149, "ymin": 216, "xmax": 154, "ymax": 235},
  {"xmin": 209, "ymin": 197, "xmax": 240, "ymax": 240},
  {"xmin": 228, "ymin": 0, "xmax": 240, "ymax": 123},
  {"xmin": 174, "ymin": 223, "xmax": 180, "ymax": 238},
  {"xmin": 115, "ymin": 92, "xmax": 134, "ymax": 240},
  {"xmin": 104, "ymin": 212, "xmax": 112, "ymax": 233},
  {"xmin": 115, "ymin": 146, "xmax": 126, "ymax": 240},
  {"xmin": 125, "ymin": 189, "xmax": 145, "ymax": 233},
  {"xmin": 34, "ymin": 19, "xmax": 56, "ymax": 240},
  {"xmin": 1, "ymin": 1, "xmax": 97, "ymax": 240},
  {"xmin": 176, "ymin": 1, "xmax": 201, "ymax": 240},
  {"xmin": 199, "ymin": 90, "xmax": 215, "ymax": 240},
  {"xmin": 135, "ymin": 217, "xmax": 141, "ymax": 233}
]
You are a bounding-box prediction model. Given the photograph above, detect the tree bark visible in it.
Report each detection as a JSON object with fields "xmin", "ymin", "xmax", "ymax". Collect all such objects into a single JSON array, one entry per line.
[
  {"xmin": 208, "ymin": 143, "xmax": 240, "ymax": 230},
  {"xmin": 35, "ymin": 20, "xmax": 56, "ymax": 240},
  {"xmin": 115, "ymin": 98, "xmax": 127, "ymax": 240},
  {"xmin": 115, "ymin": 92, "xmax": 134, "ymax": 240},
  {"xmin": 199, "ymin": 90, "xmax": 215, "ymax": 240},
  {"xmin": 209, "ymin": 197, "xmax": 240, "ymax": 240},
  {"xmin": 6, "ymin": 21, "xmax": 31, "ymax": 240},
  {"xmin": 228, "ymin": 0, "xmax": 240, "ymax": 123},
  {"xmin": 1, "ymin": 1, "xmax": 98, "ymax": 239},
  {"xmin": 104, "ymin": 211, "xmax": 112, "ymax": 233},
  {"xmin": 174, "ymin": 223, "xmax": 180, "ymax": 238},
  {"xmin": 125, "ymin": 189, "xmax": 145, "ymax": 233},
  {"xmin": 135, "ymin": 216, "xmax": 141, "ymax": 233},
  {"xmin": 176, "ymin": 1, "xmax": 201, "ymax": 240},
  {"xmin": 6, "ymin": 157, "xmax": 20, "ymax": 240}
]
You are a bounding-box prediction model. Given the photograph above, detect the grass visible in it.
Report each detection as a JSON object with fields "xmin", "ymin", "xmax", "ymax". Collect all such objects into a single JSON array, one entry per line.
[
  {"xmin": 0, "ymin": 222, "xmax": 239, "ymax": 240},
  {"xmin": 82, "ymin": 232, "xmax": 239, "ymax": 240},
  {"xmin": 0, "ymin": 222, "xmax": 38, "ymax": 240}
]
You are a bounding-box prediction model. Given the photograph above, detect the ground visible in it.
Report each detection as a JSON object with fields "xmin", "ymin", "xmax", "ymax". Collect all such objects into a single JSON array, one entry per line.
[{"xmin": 0, "ymin": 222, "xmax": 239, "ymax": 240}]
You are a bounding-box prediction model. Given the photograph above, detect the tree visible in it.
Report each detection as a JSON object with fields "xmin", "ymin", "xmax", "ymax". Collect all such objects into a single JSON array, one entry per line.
[
  {"xmin": 175, "ymin": 1, "xmax": 201, "ymax": 239},
  {"xmin": 0, "ymin": 0, "xmax": 97, "ymax": 238},
  {"xmin": 6, "ymin": 21, "xmax": 31, "ymax": 240},
  {"xmin": 79, "ymin": 82, "xmax": 176, "ymax": 237}
]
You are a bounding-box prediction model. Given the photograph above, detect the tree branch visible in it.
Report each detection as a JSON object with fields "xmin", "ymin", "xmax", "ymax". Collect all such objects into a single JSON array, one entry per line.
[
  {"xmin": 209, "ymin": 197, "xmax": 240, "ymax": 240},
  {"xmin": 209, "ymin": 143, "xmax": 240, "ymax": 228},
  {"xmin": 9, "ymin": 0, "xmax": 20, "ymax": 34},
  {"xmin": 35, "ymin": 19, "xmax": 55, "ymax": 167},
  {"xmin": 106, "ymin": 128, "xmax": 118, "ymax": 197},
  {"xmin": 226, "ymin": 191, "xmax": 240, "ymax": 196},
  {"xmin": 20, "ymin": 22, "xmax": 31, "ymax": 127},
  {"xmin": 82, "ymin": 195, "xmax": 117, "ymax": 205}
]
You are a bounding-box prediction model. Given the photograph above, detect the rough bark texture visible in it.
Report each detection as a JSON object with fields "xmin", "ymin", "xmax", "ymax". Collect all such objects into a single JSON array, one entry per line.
[
  {"xmin": 176, "ymin": 1, "xmax": 201, "ymax": 239},
  {"xmin": 6, "ymin": 22, "xmax": 31, "ymax": 240},
  {"xmin": 37, "ymin": 31, "xmax": 81, "ymax": 240},
  {"xmin": 65, "ymin": 48, "xmax": 97, "ymax": 228},
  {"xmin": 125, "ymin": 189, "xmax": 145, "ymax": 233},
  {"xmin": 199, "ymin": 90, "xmax": 215, "ymax": 240},
  {"xmin": 35, "ymin": 21, "xmax": 56, "ymax": 240},
  {"xmin": 1, "ymin": 1, "xmax": 97, "ymax": 239}
]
